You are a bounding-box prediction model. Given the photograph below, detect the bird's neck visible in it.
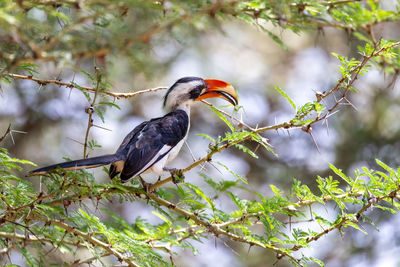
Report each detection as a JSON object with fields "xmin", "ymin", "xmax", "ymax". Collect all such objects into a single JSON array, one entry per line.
[{"xmin": 173, "ymin": 102, "xmax": 191, "ymax": 116}]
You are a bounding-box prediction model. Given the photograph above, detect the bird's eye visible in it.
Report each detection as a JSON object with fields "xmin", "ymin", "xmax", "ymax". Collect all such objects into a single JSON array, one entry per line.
[{"xmin": 189, "ymin": 86, "xmax": 203, "ymax": 99}]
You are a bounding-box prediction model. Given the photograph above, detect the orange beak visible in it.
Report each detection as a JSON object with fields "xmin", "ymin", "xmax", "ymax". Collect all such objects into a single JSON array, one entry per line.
[{"xmin": 195, "ymin": 79, "xmax": 238, "ymax": 106}]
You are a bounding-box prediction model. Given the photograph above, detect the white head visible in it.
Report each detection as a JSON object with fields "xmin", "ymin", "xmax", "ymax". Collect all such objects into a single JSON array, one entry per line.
[{"xmin": 163, "ymin": 77, "xmax": 238, "ymax": 112}]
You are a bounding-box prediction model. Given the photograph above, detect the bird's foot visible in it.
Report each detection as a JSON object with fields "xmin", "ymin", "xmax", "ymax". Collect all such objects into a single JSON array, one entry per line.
[
  {"xmin": 164, "ymin": 167, "xmax": 185, "ymax": 184},
  {"xmin": 138, "ymin": 176, "xmax": 153, "ymax": 193}
]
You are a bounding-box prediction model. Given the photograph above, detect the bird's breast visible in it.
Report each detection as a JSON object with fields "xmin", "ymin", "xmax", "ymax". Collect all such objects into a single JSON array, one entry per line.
[{"xmin": 166, "ymin": 137, "xmax": 186, "ymax": 163}]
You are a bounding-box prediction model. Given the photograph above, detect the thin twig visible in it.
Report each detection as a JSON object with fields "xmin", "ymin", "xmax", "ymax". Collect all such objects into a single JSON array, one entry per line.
[
  {"xmin": 0, "ymin": 231, "xmax": 87, "ymax": 248},
  {"xmin": 7, "ymin": 73, "xmax": 167, "ymax": 99},
  {"xmin": 0, "ymin": 124, "xmax": 11, "ymax": 143},
  {"xmin": 83, "ymin": 68, "xmax": 101, "ymax": 158}
]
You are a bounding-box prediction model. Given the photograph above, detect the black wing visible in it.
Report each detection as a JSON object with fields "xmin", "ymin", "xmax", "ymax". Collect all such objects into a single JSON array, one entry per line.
[
  {"xmin": 112, "ymin": 109, "xmax": 189, "ymax": 182},
  {"xmin": 109, "ymin": 120, "xmax": 148, "ymax": 179}
]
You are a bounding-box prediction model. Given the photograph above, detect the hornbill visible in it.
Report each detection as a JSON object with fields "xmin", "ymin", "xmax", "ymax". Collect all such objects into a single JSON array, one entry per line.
[{"xmin": 30, "ymin": 77, "xmax": 238, "ymax": 184}]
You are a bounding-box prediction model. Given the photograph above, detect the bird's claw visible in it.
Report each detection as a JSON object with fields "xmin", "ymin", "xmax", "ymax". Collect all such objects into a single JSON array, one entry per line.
[
  {"xmin": 165, "ymin": 168, "xmax": 184, "ymax": 184},
  {"xmin": 138, "ymin": 176, "xmax": 153, "ymax": 193}
]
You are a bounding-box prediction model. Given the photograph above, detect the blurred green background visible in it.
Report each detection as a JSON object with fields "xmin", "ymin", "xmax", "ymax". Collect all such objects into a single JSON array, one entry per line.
[{"xmin": 1, "ymin": 1, "xmax": 400, "ymax": 266}]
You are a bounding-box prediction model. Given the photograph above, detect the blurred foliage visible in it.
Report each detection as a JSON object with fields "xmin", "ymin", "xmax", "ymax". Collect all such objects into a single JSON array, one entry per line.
[
  {"xmin": 1, "ymin": 0, "xmax": 400, "ymax": 266},
  {"xmin": 1, "ymin": 0, "xmax": 399, "ymax": 74}
]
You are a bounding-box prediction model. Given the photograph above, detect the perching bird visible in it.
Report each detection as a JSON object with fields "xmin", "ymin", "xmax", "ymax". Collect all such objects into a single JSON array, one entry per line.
[{"xmin": 30, "ymin": 77, "xmax": 238, "ymax": 184}]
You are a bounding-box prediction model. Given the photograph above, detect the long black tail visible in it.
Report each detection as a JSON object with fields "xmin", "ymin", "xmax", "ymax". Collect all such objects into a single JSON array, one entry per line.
[{"xmin": 30, "ymin": 154, "xmax": 121, "ymax": 176}]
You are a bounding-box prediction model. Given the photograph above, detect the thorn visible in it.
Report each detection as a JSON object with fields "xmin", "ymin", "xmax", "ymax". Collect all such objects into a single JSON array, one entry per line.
[
  {"xmin": 309, "ymin": 205, "xmax": 313, "ymax": 220},
  {"xmin": 66, "ymin": 137, "xmax": 85, "ymax": 146},
  {"xmin": 301, "ymin": 125, "xmax": 320, "ymax": 153},
  {"xmin": 208, "ymin": 161, "xmax": 223, "ymax": 175},
  {"xmin": 333, "ymin": 94, "xmax": 338, "ymax": 103},
  {"xmin": 261, "ymin": 136, "xmax": 270, "ymax": 145},
  {"xmin": 324, "ymin": 117, "xmax": 330, "ymax": 136},
  {"xmin": 240, "ymin": 111, "xmax": 244, "ymax": 129},
  {"xmin": 343, "ymin": 97, "xmax": 358, "ymax": 111},
  {"xmin": 221, "ymin": 239, "xmax": 240, "ymax": 256},
  {"xmin": 324, "ymin": 110, "xmax": 340, "ymax": 120},
  {"xmin": 310, "ymin": 131, "xmax": 321, "ymax": 154},
  {"xmin": 253, "ymin": 143, "xmax": 261, "ymax": 154},
  {"xmin": 9, "ymin": 131, "xmax": 15, "ymax": 145},
  {"xmin": 247, "ymin": 243, "xmax": 253, "ymax": 255},
  {"xmin": 92, "ymin": 124, "xmax": 112, "ymax": 131},
  {"xmin": 39, "ymin": 176, "xmax": 42, "ymax": 192},
  {"xmin": 274, "ymin": 117, "xmax": 280, "ymax": 135},
  {"xmin": 184, "ymin": 141, "xmax": 196, "ymax": 162},
  {"xmin": 198, "ymin": 163, "xmax": 207, "ymax": 172}
]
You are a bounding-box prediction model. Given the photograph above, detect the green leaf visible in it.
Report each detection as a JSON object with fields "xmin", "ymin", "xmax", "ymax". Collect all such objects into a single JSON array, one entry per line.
[
  {"xmin": 259, "ymin": 27, "xmax": 288, "ymax": 50},
  {"xmin": 345, "ymin": 221, "xmax": 367, "ymax": 235},
  {"xmin": 216, "ymin": 161, "xmax": 248, "ymax": 184},
  {"xmin": 227, "ymin": 192, "xmax": 246, "ymax": 210},
  {"xmin": 72, "ymin": 81, "xmax": 91, "ymax": 102},
  {"xmin": 17, "ymin": 244, "xmax": 38, "ymax": 266},
  {"xmin": 50, "ymin": 10, "xmax": 71, "ymax": 24},
  {"xmin": 374, "ymin": 204, "xmax": 397, "ymax": 214},
  {"xmin": 233, "ymin": 143, "xmax": 258, "ymax": 158},
  {"xmin": 88, "ymin": 139, "xmax": 101, "ymax": 149},
  {"xmin": 80, "ymin": 70, "xmax": 94, "ymax": 81},
  {"xmin": 94, "ymin": 106, "xmax": 105, "ymax": 123},
  {"xmin": 330, "ymin": 164, "xmax": 352, "ymax": 184},
  {"xmin": 196, "ymin": 133, "xmax": 216, "ymax": 143},
  {"xmin": 210, "ymin": 107, "xmax": 234, "ymax": 132},
  {"xmin": 184, "ymin": 183, "xmax": 214, "ymax": 210},
  {"xmin": 99, "ymin": 101, "xmax": 121, "ymax": 110},
  {"xmin": 375, "ymin": 159, "xmax": 395, "ymax": 174},
  {"xmin": 270, "ymin": 184, "xmax": 283, "ymax": 196},
  {"xmin": 275, "ymin": 86, "xmax": 296, "ymax": 111},
  {"xmin": 309, "ymin": 257, "xmax": 325, "ymax": 267},
  {"xmin": 152, "ymin": 211, "xmax": 172, "ymax": 226},
  {"xmin": 17, "ymin": 63, "xmax": 39, "ymax": 76}
]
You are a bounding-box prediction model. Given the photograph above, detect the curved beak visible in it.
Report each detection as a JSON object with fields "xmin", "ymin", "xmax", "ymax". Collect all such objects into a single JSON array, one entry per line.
[{"xmin": 195, "ymin": 79, "xmax": 238, "ymax": 106}]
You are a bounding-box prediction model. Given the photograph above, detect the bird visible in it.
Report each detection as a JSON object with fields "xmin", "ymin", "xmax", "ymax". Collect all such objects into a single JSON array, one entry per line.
[{"xmin": 30, "ymin": 77, "xmax": 238, "ymax": 186}]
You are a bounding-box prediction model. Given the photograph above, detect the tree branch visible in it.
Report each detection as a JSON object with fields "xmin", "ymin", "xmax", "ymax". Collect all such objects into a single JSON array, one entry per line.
[
  {"xmin": 7, "ymin": 73, "xmax": 167, "ymax": 98},
  {"xmin": 145, "ymin": 192, "xmax": 302, "ymax": 265},
  {"xmin": 30, "ymin": 213, "xmax": 140, "ymax": 267}
]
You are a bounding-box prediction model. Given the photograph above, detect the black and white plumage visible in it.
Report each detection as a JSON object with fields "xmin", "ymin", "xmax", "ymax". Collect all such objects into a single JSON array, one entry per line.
[{"xmin": 30, "ymin": 77, "xmax": 238, "ymax": 183}]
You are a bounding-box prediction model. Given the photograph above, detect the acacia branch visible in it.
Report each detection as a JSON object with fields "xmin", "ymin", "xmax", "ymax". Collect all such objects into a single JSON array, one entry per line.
[
  {"xmin": 7, "ymin": 73, "xmax": 167, "ymax": 98},
  {"xmin": 29, "ymin": 182, "xmax": 300, "ymax": 264},
  {"xmin": 292, "ymin": 184, "xmax": 400, "ymax": 251},
  {"xmin": 30, "ymin": 214, "xmax": 139, "ymax": 267},
  {"xmin": 145, "ymin": 192, "xmax": 302, "ymax": 265},
  {"xmin": 82, "ymin": 69, "xmax": 101, "ymax": 158},
  {"xmin": 0, "ymin": 124, "xmax": 11, "ymax": 143},
  {"xmin": 0, "ymin": 231, "xmax": 87, "ymax": 248}
]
